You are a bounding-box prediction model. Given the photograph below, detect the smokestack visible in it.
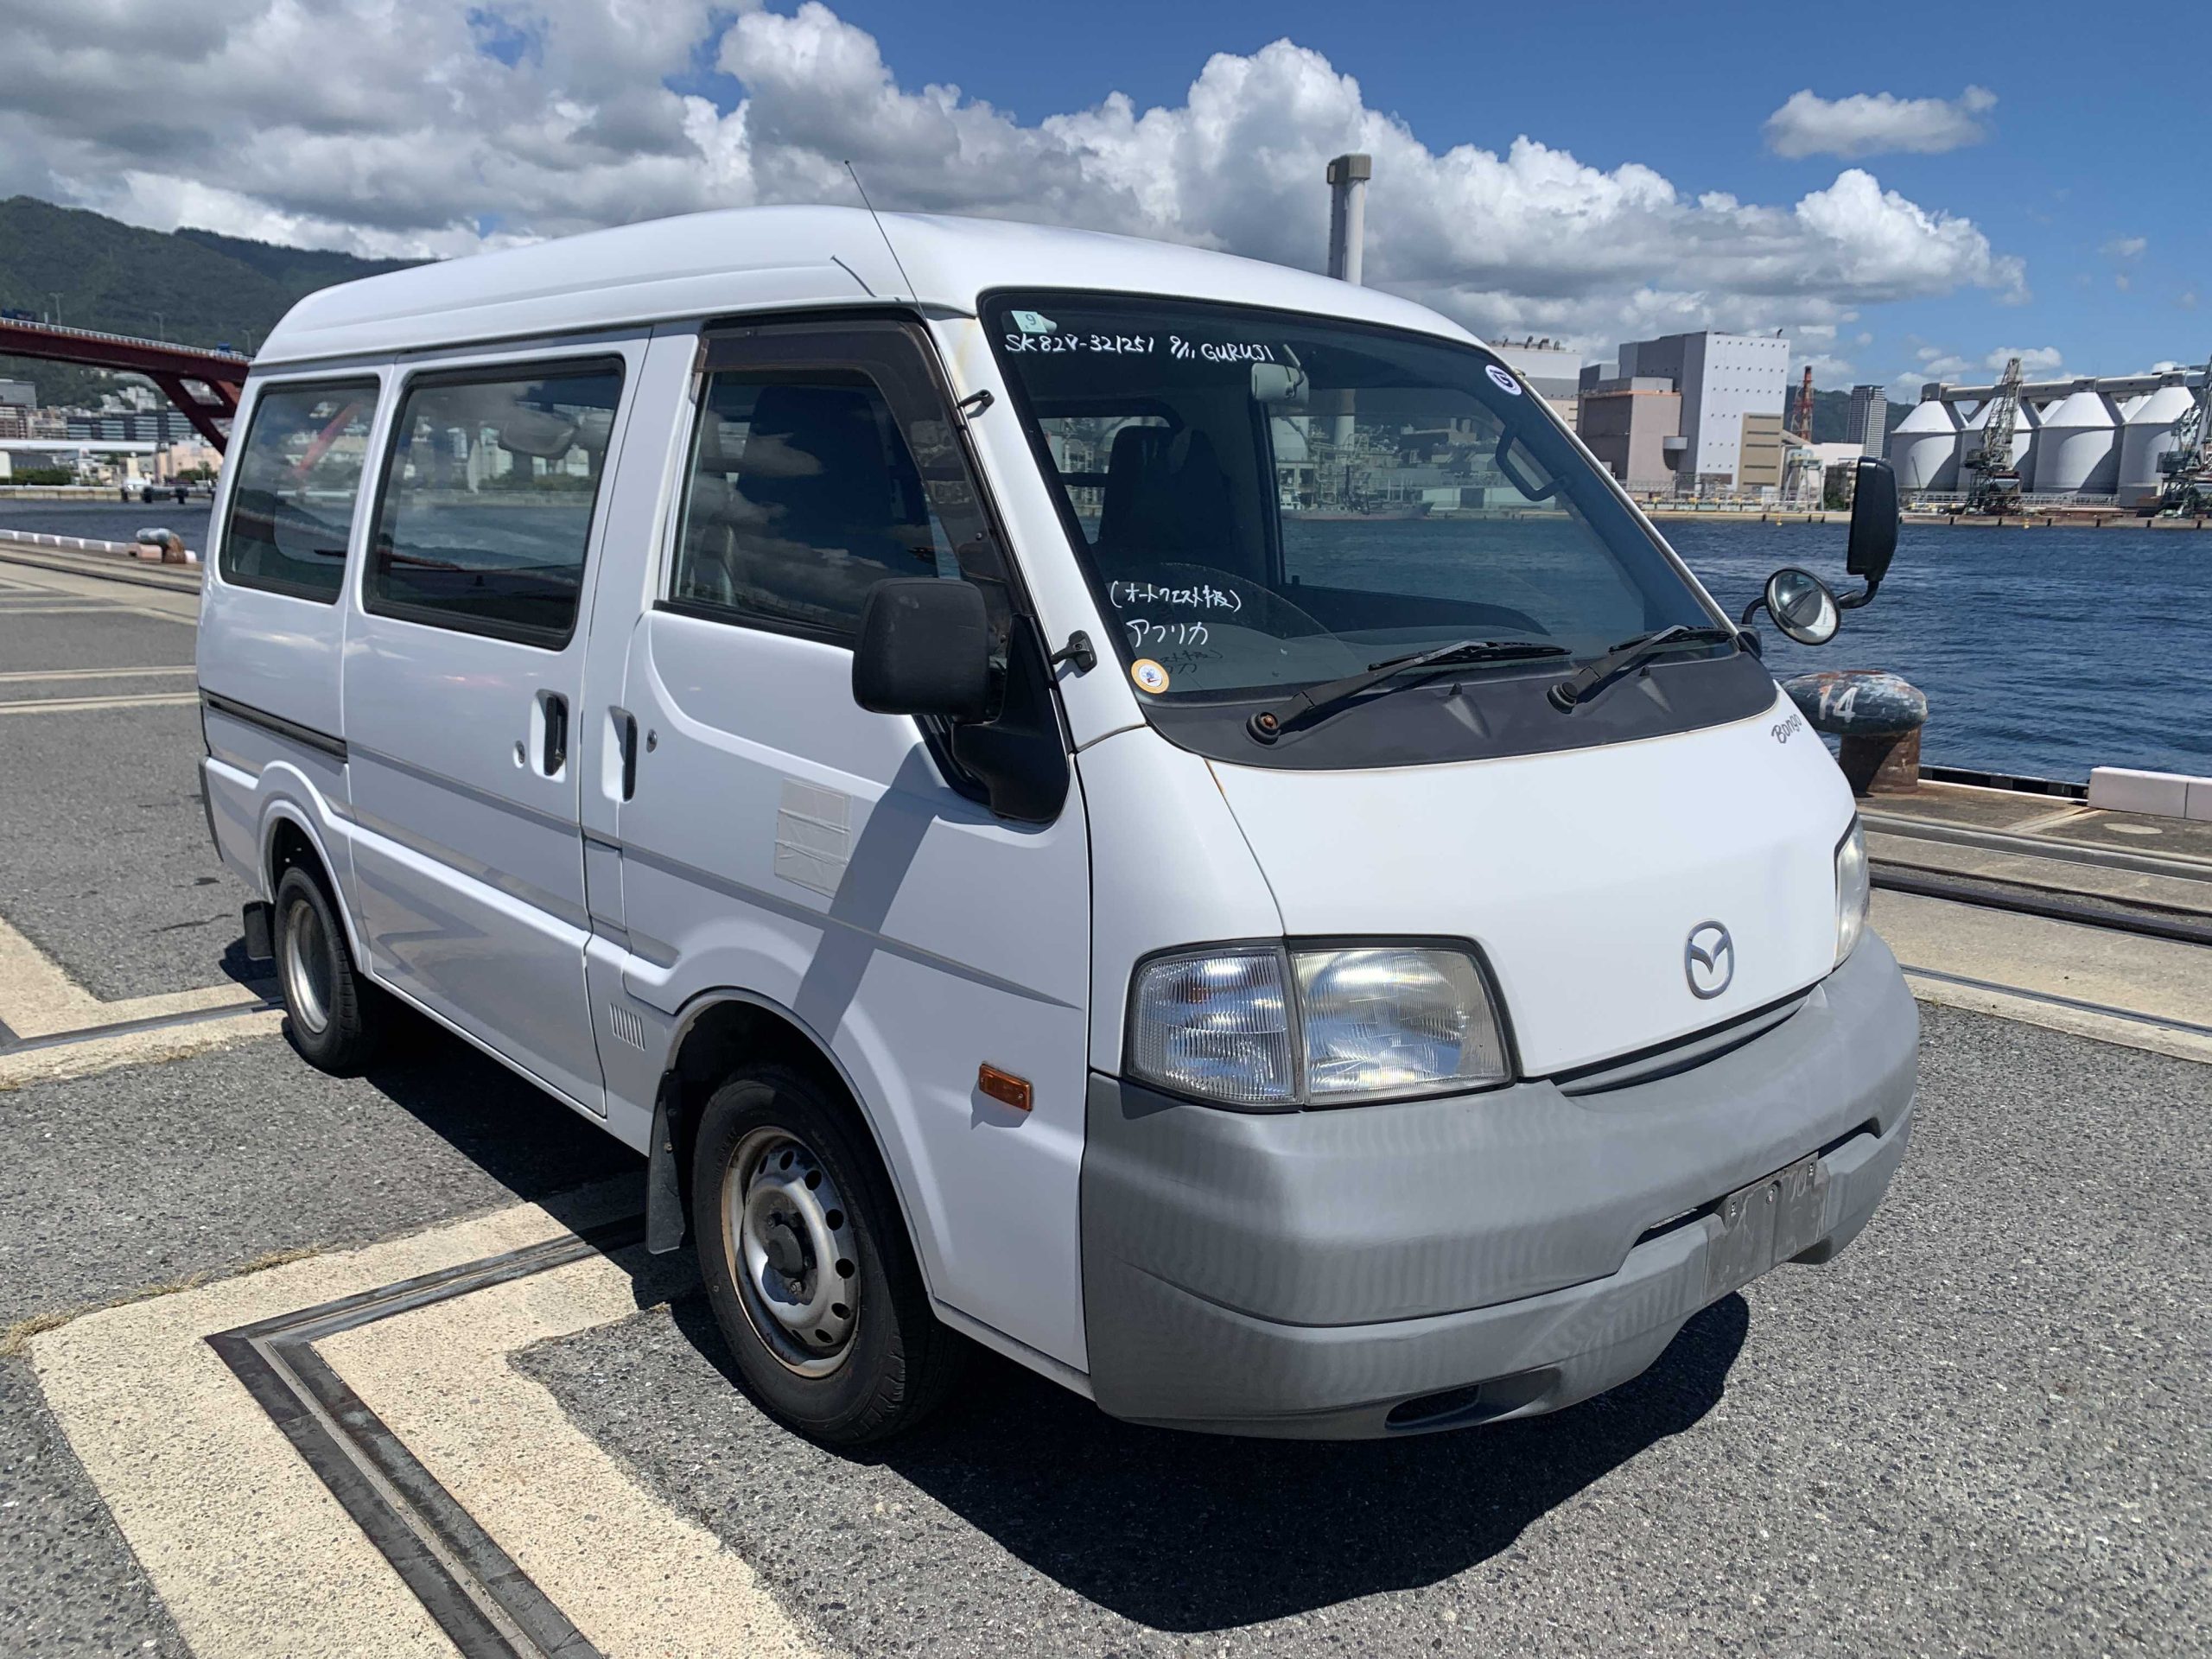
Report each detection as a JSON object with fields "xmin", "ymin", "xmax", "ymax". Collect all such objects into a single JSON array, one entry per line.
[
  {"xmin": 1325, "ymin": 153, "xmax": 1370, "ymax": 285},
  {"xmin": 1325, "ymin": 154, "xmax": 1372, "ymax": 460}
]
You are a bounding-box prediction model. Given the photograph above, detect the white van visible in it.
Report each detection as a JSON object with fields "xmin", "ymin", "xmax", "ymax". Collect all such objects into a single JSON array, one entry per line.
[{"xmin": 198, "ymin": 207, "xmax": 1917, "ymax": 1442}]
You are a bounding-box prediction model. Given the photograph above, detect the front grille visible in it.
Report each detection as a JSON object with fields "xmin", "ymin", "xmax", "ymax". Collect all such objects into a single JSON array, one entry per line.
[{"xmin": 1551, "ymin": 989, "xmax": 1810, "ymax": 1096}]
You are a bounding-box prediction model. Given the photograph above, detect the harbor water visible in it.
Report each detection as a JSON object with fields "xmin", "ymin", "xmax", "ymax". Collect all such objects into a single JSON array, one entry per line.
[{"xmin": 4, "ymin": 501, "xmax": 2205, "ymax": 783}]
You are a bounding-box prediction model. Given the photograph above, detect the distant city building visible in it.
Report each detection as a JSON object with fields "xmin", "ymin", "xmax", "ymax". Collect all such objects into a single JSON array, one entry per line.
[
  {"xmin": 67, "ymin": 410, "xmax": 198, "ymax": 443},
  {"xmin": 1845, "ymin": 385, "xmax": 1888, "ymax": 456},
  {"xmin": 99, "ymin": 383, "xmax": 161, "ymax": 415},
  {"xmin": 0, "ymin": 378, "xmax": 35, "ymax": 409},
  {"xmin": 1574, "ymin": 377, "xmax": 1682, "ymax": 492},
  {"xmin": 155, "ymin": 438, "xmax": 223, "ymax": 480}
]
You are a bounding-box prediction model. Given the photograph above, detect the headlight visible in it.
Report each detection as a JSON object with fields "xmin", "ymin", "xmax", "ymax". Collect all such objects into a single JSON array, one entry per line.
[
  {"xmin": 1834, "ymin": 817, "xmax": 1870, "ymax": 966},
  {"xmin": 1128, "ymin": 943, "xmax": 1510, "ymax": 1109}
]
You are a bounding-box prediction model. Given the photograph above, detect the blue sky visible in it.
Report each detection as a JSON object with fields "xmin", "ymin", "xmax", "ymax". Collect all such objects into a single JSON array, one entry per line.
[
  {"xmin": 4, "ymin": 0, "xmax": 2201, "ymax": 394},
  {"xmin": 806, "ymin": 0, "xmax": 2202, "ymax": 391}
]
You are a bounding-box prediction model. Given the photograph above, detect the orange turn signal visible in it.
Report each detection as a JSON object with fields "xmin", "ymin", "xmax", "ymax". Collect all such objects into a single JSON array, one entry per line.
[{"xmin": 977, "ymin": 1064, "xmax": 1033, "ymax": 1112}]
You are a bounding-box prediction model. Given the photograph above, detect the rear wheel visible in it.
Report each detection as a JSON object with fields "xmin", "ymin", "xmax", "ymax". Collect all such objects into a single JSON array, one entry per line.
[
  {"xmin": 690, "ymin": 1064, "xmax": 963, "ymax": 1444},
  {"xmin": 272, "ymin": 862, "xmax": 383, "ymax": 1074}
]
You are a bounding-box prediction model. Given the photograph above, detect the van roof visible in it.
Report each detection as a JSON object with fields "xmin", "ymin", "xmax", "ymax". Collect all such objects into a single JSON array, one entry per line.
[{"xmin": 253, "ymin": 206, "xmax": 1478, "ymax": 368}]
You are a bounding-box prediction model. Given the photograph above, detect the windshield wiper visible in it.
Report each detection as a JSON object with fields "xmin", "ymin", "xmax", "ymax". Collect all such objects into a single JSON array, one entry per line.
[
  {"xmin": 1546, "ymin": 625, "xmax": 1740, "ymax": 712},
  {"xmin": 1248, "ymin": 638, "xmax": 1567, "ymax": 742}
]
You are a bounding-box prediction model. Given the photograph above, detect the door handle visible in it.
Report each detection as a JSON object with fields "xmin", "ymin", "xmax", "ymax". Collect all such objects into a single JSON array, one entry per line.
[
  {"xmin": 541, "ymin": 692, "xmax": 569, "ymax": 775},
  {"xmin": 620, "ymin": 712, "xmax": 639, "ymax": 800}
]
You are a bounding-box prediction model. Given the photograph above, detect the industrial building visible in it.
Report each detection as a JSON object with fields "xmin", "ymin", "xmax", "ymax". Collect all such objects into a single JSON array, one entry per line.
[
  {"xmin": 1488, "ymin": 338, "xmax": 1582, "ymax": 429},
  {"xmin": 1575, "ymin": 377, "xmax": 1681, "ymax": 491},
  {"xmin": 1887, "ymin": 365, "xmax": 2209, "ymax": 505},
  {"xmin": 1576, "ymin": 329, "xmax": 1790, "ymax": 495}
]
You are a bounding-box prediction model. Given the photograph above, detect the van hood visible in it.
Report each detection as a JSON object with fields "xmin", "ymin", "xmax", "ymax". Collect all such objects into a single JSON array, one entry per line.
[{"xmin": 1207, "ymin": 688, "xmax": 1855, "ymax": 1076}]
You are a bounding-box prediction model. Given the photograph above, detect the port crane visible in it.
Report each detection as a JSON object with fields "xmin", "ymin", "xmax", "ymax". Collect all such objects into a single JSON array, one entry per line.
[
  {"xmin": 1964, "ymin": 356, "xmax": 2025, "ymax": 514},
  {"xmin": 2157, "ymin": 353, "xmax": 2212, "ymax": 514},
  {"xmin": 1782, "ymin": 365, "xmax": 1821, "ymax": 506}
]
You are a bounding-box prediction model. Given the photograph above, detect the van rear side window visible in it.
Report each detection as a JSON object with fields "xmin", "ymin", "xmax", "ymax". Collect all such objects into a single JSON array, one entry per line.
[
  {"xmin": 219, "ymin": 380, "xmax": 378, "ymax": 602},
  {"xmin": 365, "ymin": 360, "xmax": 624, "ymax": 649}
]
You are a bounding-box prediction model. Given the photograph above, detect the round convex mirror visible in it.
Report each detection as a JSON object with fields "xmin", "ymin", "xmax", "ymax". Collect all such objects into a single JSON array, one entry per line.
[{"xmin": 1764, "ymin": 567, "xmax": 1840, "ymax": 645}]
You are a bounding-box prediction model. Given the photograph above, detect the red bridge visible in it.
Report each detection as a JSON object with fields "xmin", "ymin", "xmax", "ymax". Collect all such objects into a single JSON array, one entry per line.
[{"xmin": 0, "ymin": 318, "xmax": 251, "ymax": 452}]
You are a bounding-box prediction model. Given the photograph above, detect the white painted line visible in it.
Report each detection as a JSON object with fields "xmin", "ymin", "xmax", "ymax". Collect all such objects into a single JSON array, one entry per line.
[
  {"xmin": 1874, "ymin": 889, "xmax": 2212, "ymax": 1065},
  {"xmin": 1903, "ymin": 971, "xmax": 2212, "ymax": 1066},
  {"xmin": 0, "ymin": 912, "xmax": 264, "ymax": 1039},
  {"xmin": 0, "ymin": 912, "xmax": 277, "ymax": 1087},
  {"xmin": 0, "ymin": 1008, "xmax": 284, "ymax": 1091},
  {"xmin": 31, "ymin": 1193, "xmax": 820, "ymax": 1659},
  {"xmin": 0, "ymin": 690, "xmax": 200, "ymax": 714},
  {"xmin": 0, "ymin": 664, "xmax": 196, "ymax": 683},
  {"xmin": 324, "ymin": 1250, "xmax": 818, "ymax": 1658}
]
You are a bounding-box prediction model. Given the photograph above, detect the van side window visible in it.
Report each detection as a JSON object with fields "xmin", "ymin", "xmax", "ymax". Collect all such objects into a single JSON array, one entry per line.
[
  {"xmin": 218, "ymin": 380, "xmax": 378, "ymax": 602},
  {"xmin": 365, "ymin": 360, "xmax": 624, "ymax": 648},
  {"xmin": 670, "ymin": 372, "xmax": 964, "ymax": 644}
]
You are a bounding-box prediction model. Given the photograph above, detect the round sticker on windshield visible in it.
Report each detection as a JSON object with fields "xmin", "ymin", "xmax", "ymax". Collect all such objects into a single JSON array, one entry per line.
[
  {"xmin": 1486, "ymin": 364, "xmax": 1522, "ymax": 395},
  {"xmin": 1130, "ymin": 658, "xmax": 1171, "ymax": 695}
]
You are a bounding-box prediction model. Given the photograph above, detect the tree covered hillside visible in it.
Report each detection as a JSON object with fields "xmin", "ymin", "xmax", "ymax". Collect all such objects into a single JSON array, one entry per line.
[{"xmin": 0, "ymin": 196, "xmax": 418, "ymax": 405}]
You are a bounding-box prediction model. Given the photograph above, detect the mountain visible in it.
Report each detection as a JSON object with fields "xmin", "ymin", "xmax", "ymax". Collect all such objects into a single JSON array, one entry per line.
[
  {"xmin": 1784, "ymin": 384, "xmax": 1907, "ymax": 448},
  {"xmin": 0, "ymin": 196, "xmax": 420, "ymax": 405}
]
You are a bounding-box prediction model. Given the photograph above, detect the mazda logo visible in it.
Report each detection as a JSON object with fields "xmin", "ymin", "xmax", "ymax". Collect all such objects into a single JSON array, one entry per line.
[{"xmin": 1685, "ymin": 922, "xmax": 1734, "ymax": 999}]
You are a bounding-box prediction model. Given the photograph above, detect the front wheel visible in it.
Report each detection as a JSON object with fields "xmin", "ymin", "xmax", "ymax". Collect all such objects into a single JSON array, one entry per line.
[{"xmin": 690, "ymin": 1065, "xmax": 963, "ymax": 1444}]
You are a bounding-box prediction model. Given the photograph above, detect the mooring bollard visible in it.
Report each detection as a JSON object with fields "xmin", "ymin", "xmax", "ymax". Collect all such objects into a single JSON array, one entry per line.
[
  {"xmin": 1781, "ymin": 670, "xmax": 1929, "ymax": 798},
  {"xmin": 134, "ymin": 526, "xmax": 189, "ymax": 564}
]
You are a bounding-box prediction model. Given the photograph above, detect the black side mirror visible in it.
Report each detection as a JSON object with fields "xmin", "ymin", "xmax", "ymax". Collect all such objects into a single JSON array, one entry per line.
[
  {"xmin": 852, "ymin": 579, "xmax": 993, "ymax": 721},
  {"xmin": 1842, "ymin": 458, "xmax": 1899, "ymax": 607}
]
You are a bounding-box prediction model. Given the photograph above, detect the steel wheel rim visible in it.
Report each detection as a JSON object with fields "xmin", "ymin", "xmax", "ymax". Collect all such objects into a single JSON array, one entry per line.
[
  {"xmin": 721, "ymin": 1127, "xmax": 860, "ymax": 1377},
  {"xmin": 283, "ymin": 896, "xmax": 333, "ymax": 1035}
]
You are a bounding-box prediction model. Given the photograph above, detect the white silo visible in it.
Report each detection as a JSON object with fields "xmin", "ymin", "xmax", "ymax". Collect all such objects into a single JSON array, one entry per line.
[
  {"xmin": 2118, "ymin": 376, "xmax": 2200, "ymax": 499},
  {"xmin": 1888, "ymin": 396, "xmax": 1962, "ymax": 490},
  {"xmin": 2031, "ymin": 381, "xmax": 2121, "ymax": 495},
  {"xmin": 1957, "ymin": 393, "xmax": 2038, "ymax": 486}
]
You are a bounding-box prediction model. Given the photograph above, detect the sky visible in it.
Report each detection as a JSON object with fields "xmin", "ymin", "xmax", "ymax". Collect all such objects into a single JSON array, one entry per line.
[{"xmin": 2, "ymin": 0, "xmax": 2202, "ymax": 397}]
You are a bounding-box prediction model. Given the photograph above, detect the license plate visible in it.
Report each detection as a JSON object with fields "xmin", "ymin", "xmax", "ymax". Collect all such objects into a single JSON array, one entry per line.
[{"xmin": 1703, "ymin": 1154, "xmax": 1829, "ymax": 1303}]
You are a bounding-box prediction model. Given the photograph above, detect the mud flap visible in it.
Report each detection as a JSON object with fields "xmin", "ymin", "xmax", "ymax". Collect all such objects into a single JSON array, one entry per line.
[
  {"xmin": 645, "ymin": 1072, "xmax": 687, "ymax": 1255},
  {"xmin": 241, "ymin": 901, "xmax": 274, "ymax": 963}
]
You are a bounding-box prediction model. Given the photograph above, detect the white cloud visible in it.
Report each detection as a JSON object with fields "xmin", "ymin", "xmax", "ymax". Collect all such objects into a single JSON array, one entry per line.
[
  {"xmin": 0, "ymin": 1, "xmax": 2025, "ymax": 353},
  {"xmin": 1764, "ymin": 86, "xmax": 1996, "ymax": 160},
  {"xmin": 1986, "ymin": 346, "xmax": 2063, "ymax": 376},
  {"xmin": 2101, "ymin": 236, "xmax": 2146, "ymax": 259}
]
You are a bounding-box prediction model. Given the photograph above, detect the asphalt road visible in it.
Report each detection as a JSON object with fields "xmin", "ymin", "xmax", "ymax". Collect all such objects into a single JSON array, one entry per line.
[
  {"xmin": 2, "ymin": 556, "xmax": 2206, "ymax": 1656},
  {"xmin": 522, "ymin": 1007, "xmax": 2209, "ymax": 1657}
]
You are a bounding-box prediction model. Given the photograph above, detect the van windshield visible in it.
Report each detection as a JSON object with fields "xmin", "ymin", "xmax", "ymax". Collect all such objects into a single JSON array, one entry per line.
[{"xmin": 985, "ymin": 293, "xmax": 1764, "ymax": 766}]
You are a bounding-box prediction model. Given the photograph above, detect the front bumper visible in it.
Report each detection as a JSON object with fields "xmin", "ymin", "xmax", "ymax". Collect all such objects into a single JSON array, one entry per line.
[{"xmin": 1079, "ymin": 934, "xmax": 1919, "ymax": 1438}]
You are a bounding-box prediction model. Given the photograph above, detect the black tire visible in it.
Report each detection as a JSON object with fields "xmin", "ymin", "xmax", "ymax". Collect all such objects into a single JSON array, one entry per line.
[
  {"xmin": 271, "ymin": 861, "xmax": 383, "ymax": 1074},
  {"xmin": 690, "ymin": 1064, "xmax": 963, "ymax": 1444}
]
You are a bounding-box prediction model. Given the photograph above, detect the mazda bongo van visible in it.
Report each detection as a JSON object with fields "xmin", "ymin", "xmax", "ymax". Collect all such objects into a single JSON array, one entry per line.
[{"xmin": 197, "ymin": 206, "xmax": 1917, "ymax": 1442}]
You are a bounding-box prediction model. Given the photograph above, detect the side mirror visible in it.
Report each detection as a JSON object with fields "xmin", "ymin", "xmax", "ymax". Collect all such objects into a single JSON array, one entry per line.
[
  {"xmin": 853, "ymin": 579, "xmax": 993, "ymax": 721},
  {"xmin": 1842, "ymin": 457, "xmax": 1899, "ymax": 607},
  {"xmin": 1759, "ymin": 567, "xmax": 1840, "ymax": 645}
]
